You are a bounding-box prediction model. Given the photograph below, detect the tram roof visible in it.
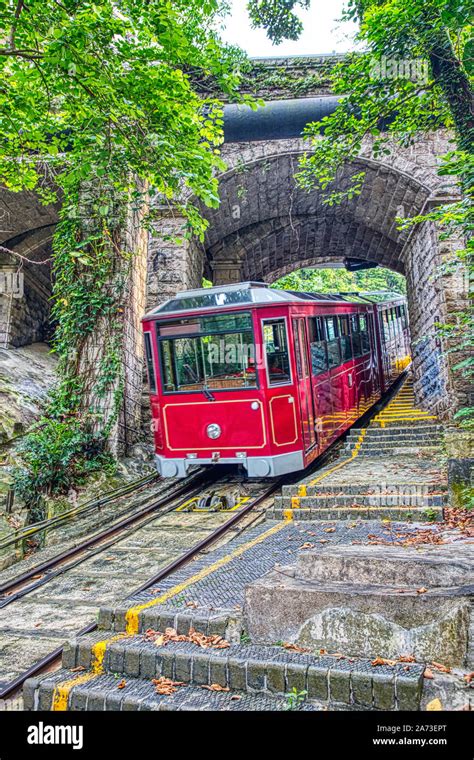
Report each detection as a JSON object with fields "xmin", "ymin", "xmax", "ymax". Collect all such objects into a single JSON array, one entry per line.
[{"xmin": 143, "ymin": 282, "xmax": 405, "ymax": 319}]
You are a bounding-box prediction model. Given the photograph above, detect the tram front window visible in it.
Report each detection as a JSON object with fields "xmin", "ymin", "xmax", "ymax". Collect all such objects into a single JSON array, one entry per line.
[{"xmin": 158, "ymin": 314, "xmax": 257, "ymax": 392}]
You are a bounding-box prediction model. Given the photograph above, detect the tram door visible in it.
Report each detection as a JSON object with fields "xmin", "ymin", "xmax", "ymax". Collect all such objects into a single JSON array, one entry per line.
[{"xmin": 293, "ymin": 318, "xmax": 317, "ymax": 452}]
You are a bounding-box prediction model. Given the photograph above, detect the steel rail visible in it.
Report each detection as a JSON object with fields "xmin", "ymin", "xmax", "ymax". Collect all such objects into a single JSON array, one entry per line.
[
  {"xmin": 0, "ymin": 472, "xmax": 161, "ymax": 551},
  {"xmin": 0, "ymin": 375, "xmax": 410, "ymax": 700},
  {"xmin": 0, "ymin": 468, "xmax": 215, "ymax": 599},
  {"xmin": 0, "ymin": 478, "xmax": 278, "ymax": 701}
]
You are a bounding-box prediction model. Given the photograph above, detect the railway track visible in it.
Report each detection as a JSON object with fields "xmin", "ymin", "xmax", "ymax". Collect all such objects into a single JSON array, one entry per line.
[
  {"xmin": 0, "ymin": 374, "xmax": 408, "ymax": 703},
  {"xmin": 0, "ymin": 471, "xmax": 282, "ymax": 700}
]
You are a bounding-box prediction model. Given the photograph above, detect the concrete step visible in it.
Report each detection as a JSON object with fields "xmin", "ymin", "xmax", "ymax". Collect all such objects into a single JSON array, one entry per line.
[
  {"xmin": 24, "ymin": 669, "xmax": 308, "ymax": 712},
  {"xmin": 281, "ymin": 483, "xmax": 447, "ymax": 498},
  {"xmin": 274, "ymin": 493, "xmax": 445, "ymax": 509},
  {"xmin": 24, "ymin": 635, "xmax": 425, "ymax": 711},
  {"xmin": 348, "ymin": 447, "xmax": 442, "ymax": 458},
  {"xmin": 296, "ymin": 544, "xmax": 474, "ymax": 588},
  {"xmin": 346, "ymin": 430, "xmax": 443, "ymax": 442},
  {"xmin": 269, "ymin": 506, "xmax": 444, "ymax": 522}
]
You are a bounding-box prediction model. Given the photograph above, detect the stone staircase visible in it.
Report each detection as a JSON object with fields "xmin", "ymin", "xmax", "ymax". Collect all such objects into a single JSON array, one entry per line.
[
  {"xmin": 23, "ymin": 618, "xmax": 425, "ymax": 711},
  {"xmin": 270, "ymin": 376, "xmax": 447, "ymax": 522}
]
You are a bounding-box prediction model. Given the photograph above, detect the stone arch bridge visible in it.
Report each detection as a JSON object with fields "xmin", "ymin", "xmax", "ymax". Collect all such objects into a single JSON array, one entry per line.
[{"xmin": 0, "ymin": 56, "xmax": 468, "ymax": 450}]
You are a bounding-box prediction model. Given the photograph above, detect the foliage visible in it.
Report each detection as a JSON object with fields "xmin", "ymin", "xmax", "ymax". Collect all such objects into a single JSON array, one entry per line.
[
  {"xmin": 273, "ymin": 265, "xmax": 406, "ymax": 294},
  {"xmin": 296, "ymin": 0, "xmax": 473, "ymax": 427},
  {"xmin": 247, "ymin": 0, "xmax": 310, "ymax": 44},
  {"xmin": 284, "ymin": 687, "xmax": 308, "ymax": 710},
  {"xmin": 0, "ymin": 0, "xmax": 250, "ymax": 503},
  {"xmin": 13, "ymin": 419, "xmax": 115, "ymax": 502}
]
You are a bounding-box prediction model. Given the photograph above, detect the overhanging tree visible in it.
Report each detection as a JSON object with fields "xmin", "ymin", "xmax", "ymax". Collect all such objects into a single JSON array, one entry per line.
[
  {"xmin": 295, "ymin": 0, "xmax": 473, "ymax": 428},
  {"xmin": 0, "ymin": 0, "xmax": 251, "ymax": 500}
]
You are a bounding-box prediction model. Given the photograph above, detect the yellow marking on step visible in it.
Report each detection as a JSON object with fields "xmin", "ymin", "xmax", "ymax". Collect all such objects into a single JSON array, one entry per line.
[
  {"xmin": 298, "ymin": 485, "xmax": 307, "ymax": 498},
  {"xmin": 52, "ymin": 672, "xmax": 97, "ymax": 712},
  {"xmin": 291, "ymin": 497, "xmax": 300, "ymax": 509},
  {"xmin": 91, "ymin": 633, "xmax": 129, "ymax": 674},
  {"xmin": 283, "ymin": 509, "xmax": 294, "ymax": 521},
  {"xmin": 124, "ymin": 520, "xmax": 288, "ymax": 635},
  {"xmin": 307, "ymin": 429, "xmax": 367, "ymax": 487},
  {"xmin": 51, "ymin": 633, "xmax": 130, "ymax": 711}
]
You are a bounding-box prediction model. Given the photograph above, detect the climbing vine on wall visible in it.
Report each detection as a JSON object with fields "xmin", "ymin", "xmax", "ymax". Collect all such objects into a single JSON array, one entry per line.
[{"xmin": 0, "ymin": 0, "xmax": 255, "ymax": 505}]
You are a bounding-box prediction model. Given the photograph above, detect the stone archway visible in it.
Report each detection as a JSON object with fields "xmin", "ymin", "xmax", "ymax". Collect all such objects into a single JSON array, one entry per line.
[
  {"xmin": 0, "ymin": 187, "xmax": 58, "ymax": 348},
  {"xmin": 172, "ymin": 133, "xmax": 466, "ymax": 420}
]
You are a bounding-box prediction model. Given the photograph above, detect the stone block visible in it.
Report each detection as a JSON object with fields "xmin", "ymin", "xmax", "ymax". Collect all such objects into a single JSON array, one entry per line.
[{"xmin": 244, "ymin": 558, "xmax": 472, "ymax": 667}]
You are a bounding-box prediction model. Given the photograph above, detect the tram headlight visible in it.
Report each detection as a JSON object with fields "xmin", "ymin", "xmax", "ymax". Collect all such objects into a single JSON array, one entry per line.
[{"xmin": 206, "ymin": 423, "xmax": 222, "ymax": 440}]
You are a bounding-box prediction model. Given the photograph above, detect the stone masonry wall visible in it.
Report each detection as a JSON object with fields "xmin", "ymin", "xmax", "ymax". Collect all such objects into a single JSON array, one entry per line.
[
  {"xmin": 403, "ymin": 218, "xmax": 468, "ymax": 419},
  {"xmin": 1, "ymin": 272, "xmax": 51, "ymax": 348}
]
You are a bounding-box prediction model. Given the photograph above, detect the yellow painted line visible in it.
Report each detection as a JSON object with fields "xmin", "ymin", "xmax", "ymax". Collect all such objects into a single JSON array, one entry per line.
[
  {"xmin": 307, "ymin": 429, "xmax": 367, "ymax": 488},
  {"xmin": 52, "ymin": 672, "xmax": 97, "ymax": 712},
  {"xmin": 51, "ymin": 633, "xmax": 130, "ymax": 711},
  {"xmin": 124, "ymin": 520, "xmax": 289, "ymax": 635},
  {"xmin": 91, "ymin": 633, "xmax": 129, "ymax": 674},
  {"xmin": 177, "ymin": 496, "xmax": 250, "ymax": 513},
  {"xmin": 176, "ymin": 496, "xmax": 199, "ymax": 512}
]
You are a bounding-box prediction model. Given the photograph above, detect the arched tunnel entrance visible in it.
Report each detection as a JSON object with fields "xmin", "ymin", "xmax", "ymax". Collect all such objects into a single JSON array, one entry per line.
[{"xmin": 176, "ymin": 141, "xmax": 466, "ymax": 421}]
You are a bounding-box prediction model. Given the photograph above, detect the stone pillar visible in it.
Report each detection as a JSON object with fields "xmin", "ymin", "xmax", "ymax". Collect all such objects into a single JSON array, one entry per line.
[
  {"xmin": 75, "ymin": 185, "xmax": 149, "ymax": 457},
  {"xmin": 211, "ymin": 260, "xmax": 244, "ymax": 285},
  {"xmin": 141, "ymin": 207, "xmax": 204, "ymax": 441},
  {"xmin": 146, "ymin": 207, "xmax": 203, "ymax": 310},
  {"xmin": 402, "ymin": 201, "xmax": 469, "ymax": 420},
  {"xmin": 445, "ymin": 431, "xmax": 473, "ymax": 509}
]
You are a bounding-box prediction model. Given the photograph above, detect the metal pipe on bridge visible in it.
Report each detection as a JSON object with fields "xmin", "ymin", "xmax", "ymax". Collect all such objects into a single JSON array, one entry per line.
[{"xmin": 223, "ymin": 96, "xmax": 341, "ymax": 143}]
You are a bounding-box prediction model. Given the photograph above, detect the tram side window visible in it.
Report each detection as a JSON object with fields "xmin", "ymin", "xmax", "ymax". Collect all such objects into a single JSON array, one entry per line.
[
  {"xmin": 263, "ymin": 320, "xmax": 291, "ymax": 385},
  {"xmin": 350, "ymin": 315, "xmax": 362, "ymax": 357},
  {"xmin": 382, "ymin": 310, "xmax": 390, "ymax": 342},
  {"xmin": 325, "ymin": 316, "xmax": 341, "ymax": 369},
  {"xmin": 339, "ymin": 315, "xmax": 352, "ymax": 362},
  {"xmin": 144, "ymin": 332, "xmax": 157, "ymax": 394},
  {"xmin": 359, "ymin": 315, "xmax": 370, "ymax": 354},
  {"xmin": 308, "ymin": 317, "xmax": 328, "ymax": 376}
]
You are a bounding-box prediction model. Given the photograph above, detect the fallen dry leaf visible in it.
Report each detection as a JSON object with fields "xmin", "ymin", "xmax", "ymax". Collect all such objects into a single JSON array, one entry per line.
[
  {"xmin": 186, "ymin": 601, "xmax": 198, "ymax": 609},
  {"xmin": 324, "ymin": 528, "xmax": 336, "ymax": 533},
  {"xmin": 426, "ymin": 698, "xmax": 443, "ymax": 711},
  {"xmin": 144, "ymin": 626, "xmax": 230, "ymax": 650},
  {"xmin": 152, "ymin": 677, "xmax": 186, "ymax": 695},
  {"xmin": 117, "ymin": 680, "xmax": 126, "ymax": 690},
  {"xmin": 431, "ymin": 661, "xmax": 451, "ymax": 674},
  {"xmin": 417, "ymin": 587, "xmax": 428, "ymax": 594},
  {"xmin": 230, "ymin": 695, "xmax": 242, "ymax": 701},
  {"xmin": 201, "ymin": 683, "xmax": 230, "ymax": 692},
  {"xmin": 463, "ymin": 672, "xmax": 474, "ymax": 684},
  {"xmin": 423, "ymin": 668, "xmax": 434, "ymax": 679},
  {"xmin": 299, "ymin": 542, "xmax": 314, "ymax": 550},
  {"xmin": 70, "ymin": 666, "xmax": 86, "ymax": 673},
  {"xmin": 398, "ymin": 655, "xmax": 416, "ymax": 663},
  {"xmin": 282, "ymin": 642, "xmax": 310, "ymax": 654},
  {"xmin": 371, "ymin": 657, "xmax": 397, "ymax": 667}
]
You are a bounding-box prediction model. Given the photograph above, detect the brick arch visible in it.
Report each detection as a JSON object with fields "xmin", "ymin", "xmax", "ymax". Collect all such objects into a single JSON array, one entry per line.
[
  {"xmin": 193, "ymin": 143, "xmax": 463, "ymax": 419},
  {"xmin": 202, "ymin": 152, "xmax": 430, "ymax": 282}
]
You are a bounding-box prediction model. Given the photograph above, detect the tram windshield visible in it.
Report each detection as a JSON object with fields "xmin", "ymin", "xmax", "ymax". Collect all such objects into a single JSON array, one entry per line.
[{"xmin": 158, "ymin": 312, "xmax": 258, "ymax": 393}]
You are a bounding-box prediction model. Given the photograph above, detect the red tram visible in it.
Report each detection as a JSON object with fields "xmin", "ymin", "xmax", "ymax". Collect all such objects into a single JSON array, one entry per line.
[{"xmin": 142, "ymin": 283, "xmax": 410, "ymax": 478}]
